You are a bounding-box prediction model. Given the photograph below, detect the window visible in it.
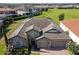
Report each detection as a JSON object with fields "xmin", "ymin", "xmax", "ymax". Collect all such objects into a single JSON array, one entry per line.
[{"xmin": 46, "ymin": 29, "xmax": 61, "ymax": 33}]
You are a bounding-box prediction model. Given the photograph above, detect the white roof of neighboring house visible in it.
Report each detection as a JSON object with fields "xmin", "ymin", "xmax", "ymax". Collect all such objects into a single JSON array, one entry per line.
[
  {"xmin": 0, "ymin": 20, "xmax": 3, "ymax": 22},
  {"xmin": 0, "ymin": 8, "xmax": 15, "ymax": 11}
]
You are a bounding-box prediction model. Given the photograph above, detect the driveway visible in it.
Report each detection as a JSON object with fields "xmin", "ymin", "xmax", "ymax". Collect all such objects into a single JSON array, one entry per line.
[{"xmin": 40, "ymin": 48, "xmax": 69, "ymax": 55}]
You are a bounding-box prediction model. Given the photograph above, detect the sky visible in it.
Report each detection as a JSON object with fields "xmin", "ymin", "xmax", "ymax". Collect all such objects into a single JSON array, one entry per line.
[{"xmin": 0, "ymin": 0, "xmax": 79, "ymax": 3}]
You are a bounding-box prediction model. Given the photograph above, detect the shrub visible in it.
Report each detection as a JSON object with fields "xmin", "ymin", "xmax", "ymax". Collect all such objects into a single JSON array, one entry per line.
[
  {"xmin": 67, "ymin": 40, "xmax": 79, "ymax": 55},
  {"xmin": 59, "ymin": 13, "xmax": 64, "ymax": 21},
  {"xmin": 66, "ymin": 40, "xmax": 75, "ymax": 52},
  {"xmin": 3, "ymin": 17, "xmax": 14, "ymax": 25},
  {"xmin": 73, "ymin": 45, "xmax": 79, "ymax": 55}
]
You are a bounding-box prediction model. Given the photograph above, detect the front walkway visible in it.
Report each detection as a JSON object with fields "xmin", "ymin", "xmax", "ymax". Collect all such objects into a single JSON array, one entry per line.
[{"xmin": 40, "ymin": 48, "xmax": 69, "ymax": 55}]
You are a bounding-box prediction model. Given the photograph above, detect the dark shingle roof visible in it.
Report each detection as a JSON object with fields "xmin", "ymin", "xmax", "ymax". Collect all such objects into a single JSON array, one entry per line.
[{"xmin": 18, "ymin": 18, "xmax": 52, "ymax": 38}]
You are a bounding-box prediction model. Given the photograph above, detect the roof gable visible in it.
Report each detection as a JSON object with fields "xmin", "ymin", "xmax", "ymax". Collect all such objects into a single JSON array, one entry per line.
[
  {"xmin": 25, "ymin": 25, "xmax": 41, "ymax": 32},
  {"xmin": 46, "ymin": 29, "xmax": 61, "ymax": 33}
]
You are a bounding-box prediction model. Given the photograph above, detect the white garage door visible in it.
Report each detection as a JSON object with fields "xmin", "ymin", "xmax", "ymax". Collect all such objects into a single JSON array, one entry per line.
[{"xmin": 52, "ymin": 41, "xmax": 66, "ymax": 48}]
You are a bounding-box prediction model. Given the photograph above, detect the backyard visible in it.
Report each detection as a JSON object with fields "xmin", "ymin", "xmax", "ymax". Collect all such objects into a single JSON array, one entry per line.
[{"xmin": 35, "ymin": 9, "xmax": 79, "ymax": 25}]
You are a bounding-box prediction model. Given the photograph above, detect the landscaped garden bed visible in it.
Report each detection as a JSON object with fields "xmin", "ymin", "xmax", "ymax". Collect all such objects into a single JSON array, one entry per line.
[{"xmin": 66, "ymin": 40, "xmax": 79, "ymax": 55}]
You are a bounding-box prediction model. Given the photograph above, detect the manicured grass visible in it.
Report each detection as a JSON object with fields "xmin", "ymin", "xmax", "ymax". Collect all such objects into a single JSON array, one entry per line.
[
  {"xmin": 68, "ymin": 50, "xmax": 74, "ymax": 55},
  {"xmin": 0, "ymin": 19, "xmax": 25, "ymax": 55},
  {"xmin": 36, "ymin": 9, "xmax": 79, "ymax": 25},
  {"xmin": 0, "ymin": 39, "xmax": 6, "ymax": 55}
]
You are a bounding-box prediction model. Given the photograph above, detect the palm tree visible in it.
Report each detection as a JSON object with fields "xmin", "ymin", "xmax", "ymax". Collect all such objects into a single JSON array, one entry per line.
[{"xmin": 26, "ymin": 33, "xmax": 31, "ymax": 55}]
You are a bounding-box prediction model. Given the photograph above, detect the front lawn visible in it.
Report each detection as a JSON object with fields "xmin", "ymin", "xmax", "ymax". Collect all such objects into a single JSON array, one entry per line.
[{"xmin": 31, "ymin": 51, "xmax": 40, "ymax": 55}]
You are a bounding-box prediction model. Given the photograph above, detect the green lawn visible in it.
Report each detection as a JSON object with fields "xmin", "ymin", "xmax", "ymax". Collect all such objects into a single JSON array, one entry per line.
[
  {"xmin": 31, "ymin": 51, "xmax": 40, "ymax": 55},
  {"xmin": 0, "ymin": 19, "xmax": 25, "ymax": 55},
  {"xmin": 36, "ymin": 9, "xmax": 79, "ymax": 25}
]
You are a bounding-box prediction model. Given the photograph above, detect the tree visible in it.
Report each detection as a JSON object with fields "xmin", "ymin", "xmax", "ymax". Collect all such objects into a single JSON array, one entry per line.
[
  {"xmin": 45, "ymin": 8, "xmax": 48, "ymax": 12},
  {"xmin": 67, "ymin": 40, "xmax": 79, "ymax": 55},
  {"xmin": 59, "ymin": 13, "xmax": 64, "ymax": 21},
  {"xmin": 2, "ymin": 25, "xmax": 8, "ymax": 52},
  {"xmin": 6, "ymin": 17, "xmax": 14, "ymax": 23}
]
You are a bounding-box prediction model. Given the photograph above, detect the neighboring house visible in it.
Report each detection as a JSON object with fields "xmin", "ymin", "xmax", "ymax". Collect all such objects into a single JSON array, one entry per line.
[
  {"xmin": 15, "ymin": 5, "xmax": 34, "ymax": 15},
  {"xmin": 0, "ymin": 20, "xmax": 3, "ymax": 27},
  {"xmin": 0, "ymin": 16, "xmax": 6, "ymax": 27},
  {"xmin": 15, "ymin": 6, "xmax": 29, "ymax": 15},
  {"xmin": 60, "ymin": 19, "xmax": 79, "ymax": 44},
  {"xmin": 8, "ymin": 18, "xmax": 69, "ymax": 49},
  {"xmin": 0, "ymin": 8, "xmax": 16, "ymax": 16},
  {"xmin": 15, "ymin": 5, "xmax": 42, "ymax": 16}
]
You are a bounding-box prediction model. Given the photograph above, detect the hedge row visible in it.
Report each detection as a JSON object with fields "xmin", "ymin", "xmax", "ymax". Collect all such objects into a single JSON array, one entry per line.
[
  {"xmin": 57, "ymin": 7, "xmax": 79, "ymax": 9},
  {"xmin": 3, "ymin": 15, "xmax": 27, "ymax": 25},
  {"xmin": 3, "ymin": 11, "xmax": 42, "ymax": 25},
  {"xmin": 13, "ymin": 15, "xmax": 27, "ymax": 21}
]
